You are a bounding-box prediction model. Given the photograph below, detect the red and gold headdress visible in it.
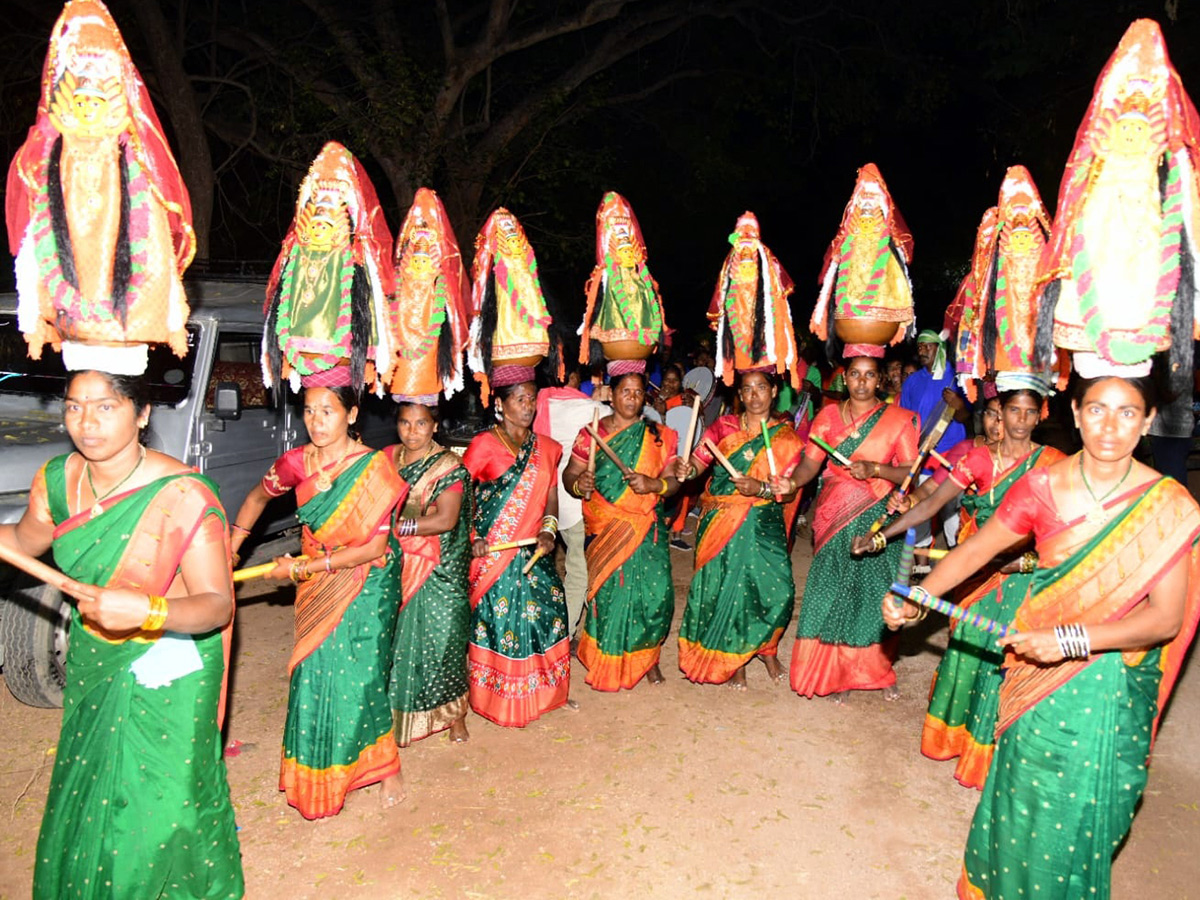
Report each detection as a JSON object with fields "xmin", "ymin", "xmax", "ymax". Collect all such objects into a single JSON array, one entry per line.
[
  {"xmin": 6, "ymin": 0, "xmax": 195, "ymax": 374},
  {"xmin": 468, "ymin": 208, "xmax": 553, "ymax": 400},
  {"xmin": 579, "ymin": 191, "xmax": 667, "ymax": 376},
  {"xmin": 1037, "ymin": 19, "xmax": 1200, "ymax": 384},
  {"xmin": 389, "ymin": 187, "xmax": 469, "ymax": 403},
  {"xmin": 708, "ymin": 212, "xmax": 799, "ymax": 388},
  {"xmin": 263, "ymin": 141, "xmax": 395, "ymax": 393},
  {"xmin": 956, "ymin": 166, "xmax": 1053, "ymax": 397},
  {"xmin": 811, "ymin": 163, "xmax": 914, "ymax": 357}
]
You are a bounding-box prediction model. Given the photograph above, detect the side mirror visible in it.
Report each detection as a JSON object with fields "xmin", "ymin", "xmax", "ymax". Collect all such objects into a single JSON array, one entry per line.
[{"xmin": 214, "ymin": 381, "xmax": 242, "ymax": 421}]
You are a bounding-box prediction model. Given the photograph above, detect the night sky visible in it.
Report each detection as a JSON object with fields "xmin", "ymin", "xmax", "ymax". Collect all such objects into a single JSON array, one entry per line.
[{"xmin": 3, "ymin": 0, "xmax": 1198, "ymax": 353}]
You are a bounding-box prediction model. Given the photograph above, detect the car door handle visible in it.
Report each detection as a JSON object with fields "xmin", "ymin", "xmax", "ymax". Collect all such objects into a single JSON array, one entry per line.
[{"xmin": 190, "ymin": 441, "xmax": 213, "ymax": 458}]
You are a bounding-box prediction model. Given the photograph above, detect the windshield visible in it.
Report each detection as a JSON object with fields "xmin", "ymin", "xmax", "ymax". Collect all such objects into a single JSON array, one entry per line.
[{"xmin": 0, "ymin": 316, "xmax": 198, "ymax": 406}]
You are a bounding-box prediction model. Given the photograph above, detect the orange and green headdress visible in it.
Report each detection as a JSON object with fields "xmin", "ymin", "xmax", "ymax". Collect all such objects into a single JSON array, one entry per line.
[
  {"xmin": 468, "ymin": 208, "xmax": 553, "ymax": 400},
  {"xmin": 579, "ymin": 191, "xmax": 667, "ymax": 375},
  {"xmin": 6, "ymin": 0, "xmax": 194, "ymax": 375},
  {"xmin": 708, "ymin": 211, "xmax": 799, "ymax": 388},
  {"xmin": 389, "ymin": 187, "xmax": 469, "ymax": 404},
  {"xmin": 947, "ymin": 207, "xmax": 998, "ymax": 373},
  {"xmin": 811, "ymin": 163, "xmax": 914, "ymax": 357},
  {"xmin": 956, "ymin": 166, "xmax": 1053, "ymax": 398},
  {"xmin": 263, "ymin": 141, "xmax": 395, "ymax": 393},
  {"xmin": 1037, "ymin": 19, "xmax": 1200, "ymax": 386}
]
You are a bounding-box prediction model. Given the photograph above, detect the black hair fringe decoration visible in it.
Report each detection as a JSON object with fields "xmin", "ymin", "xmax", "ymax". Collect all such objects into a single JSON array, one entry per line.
[
  {"xmin": 750, "ymin": 260, "xmax": 766, "ymax": 362},
  {"xmin": 265, "ymin": 283, "xmax": 283, "ymax": 388},
  {"xmin": 111, "ymin": 147, "xmax": 132, "ymax": 327},
  {"xmin": 1033, "ymin": 279, "xmax": 1060, "ymax": 370},
  {"xmin": 47, "ymin": 137, "xmax": 78, "ymax": 291},
  {"xmin": 981, "ymin": 231, "xmax": 1001, "ymax": 370},
  {"xmin": 349, "ymin": 262, "xmax": 371, "ymax": 393},
  {"xmin": 479, "ymin": 269, "xmax": 498, "ymax": 371},
  {"xmin": 1170, "ymin": 222, "xmax": 1195, "ymax": 401}
]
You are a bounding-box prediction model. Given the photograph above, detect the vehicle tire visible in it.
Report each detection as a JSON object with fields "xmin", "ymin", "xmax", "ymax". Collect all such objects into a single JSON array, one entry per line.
[{"xmin": 0, "ymin": 578, "xmax": 69, "ymax": 708}]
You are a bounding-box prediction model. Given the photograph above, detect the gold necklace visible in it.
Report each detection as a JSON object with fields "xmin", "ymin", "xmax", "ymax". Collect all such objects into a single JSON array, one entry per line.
[
  {"xmin": 80, "ymin": 445, "xmax": 146, "ymax": 518},
  {"xmin": 841, "ymin": 401, "xmax": 875, "ymax": 439},
  {"xmin": 311, "ymin": 439, "xmax": 355, "ymax": 493},
  {"xmin": 493, "ymin": 425, "xmax": 521, "ymax": 457},
  {"xmin": 1077, "ymin": 453, "xmax": 1135, "ymax": 525}
]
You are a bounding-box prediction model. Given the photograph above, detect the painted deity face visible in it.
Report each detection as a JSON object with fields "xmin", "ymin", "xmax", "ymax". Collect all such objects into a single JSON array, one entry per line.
[
  {"xmin": 404, "ymin": 228, "xmax": 438, "ymax": 279},
  {"xmin": 1112, "ymin": 109, "xmax": 1154, "ymax": 157},
  {"xmin": 495, "ymin": 216, "xmax": 525, "ymax": 259},
  {"xmin": 1005, "ymin": 224, "xmax": 1037, "ymax": 256},
  {"xmin": 300, "ymin": 187, "xmax": 350, "ymax": 251}
]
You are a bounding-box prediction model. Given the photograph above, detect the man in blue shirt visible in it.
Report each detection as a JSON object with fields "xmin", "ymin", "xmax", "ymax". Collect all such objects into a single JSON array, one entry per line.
[{"xmin": 899, "ymin": 330, "xmax": 970, "ymax": 546}]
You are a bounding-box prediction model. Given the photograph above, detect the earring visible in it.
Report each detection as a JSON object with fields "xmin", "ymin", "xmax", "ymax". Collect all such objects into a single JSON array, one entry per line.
[{"xmin": 494, "ymin": 407, "xmax": 502, "ymax": 422}]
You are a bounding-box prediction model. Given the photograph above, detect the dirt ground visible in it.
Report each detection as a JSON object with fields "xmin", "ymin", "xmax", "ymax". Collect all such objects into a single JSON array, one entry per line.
[{"xmin": 2, "ymin": 524, "xmax": 1199, "ymax": 899}]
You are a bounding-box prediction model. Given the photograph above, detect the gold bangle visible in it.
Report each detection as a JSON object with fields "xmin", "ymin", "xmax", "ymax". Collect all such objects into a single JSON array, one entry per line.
[
  {"xmin": 874, "ymin": 461, "xmax": 881, "ymax": 477},
  {"xmin": 142, "ymin": 594, "xmax": 168, "ymax": 632},
  {"xmin": 658, "ymin": 478, "xmax": 669, "ymax": 495},
  {"xmin": 872, "ymin": 530, "xmax": 887, "ymax": 552}
]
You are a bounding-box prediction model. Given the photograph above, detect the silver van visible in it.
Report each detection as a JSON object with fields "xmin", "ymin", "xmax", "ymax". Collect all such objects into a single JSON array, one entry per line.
[{"xmin": 0, "ymin": 280, "xmax": 397, "ymax": 707}]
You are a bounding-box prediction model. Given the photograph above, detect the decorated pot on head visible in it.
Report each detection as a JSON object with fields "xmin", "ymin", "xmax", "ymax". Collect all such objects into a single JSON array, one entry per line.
[
  {"xmin": 579, "ymin": 191, "xmax": 667, "ymax": 376},
  {"xmin": 7, "ymin": 0, "xmax": 195, "ymax": 375},
  {"xmin": 1037, "ymin": 18, "xmax": 1200, "ymax": 388},
  {"xmin": 956, "ymin": 166, "xmax": 1053, "ymax": 399},
  {"xmin": 388, "ymin": 187, "xmax": 469, "ymax": 404},
  {"xmin": 950, "ymin": 206, "xmax": 999, "ymax": 392},
  {"xmin": 262, "ymin": 141, "xmax": 395, "ymax": 394},
  {"xmin": 468, "ymin": 208, "xmax": 552, "ymax": 399},
  {"xmin": 811, "ymin": 163, "xmax": 915, "ymax": 358},
  {"xmin": 708, "ymin": 211, "xmax": 800, "ymax": 388}
]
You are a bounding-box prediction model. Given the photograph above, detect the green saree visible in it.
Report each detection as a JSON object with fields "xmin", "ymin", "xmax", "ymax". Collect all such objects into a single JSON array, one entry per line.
[
  {"xmin": 959, "ymin": 475, "xmax": 1200, "ymax": 899},
  {"xmin": 576, "ymin": 420, "xmax": 676, "ymax": 691},
  {"xmin": 388, "ymin": 445, "xmax": 472, "ymax": 745},
  {"xmin": 34, "ymin": 456, "xmax": 243, "ymax": 899}
]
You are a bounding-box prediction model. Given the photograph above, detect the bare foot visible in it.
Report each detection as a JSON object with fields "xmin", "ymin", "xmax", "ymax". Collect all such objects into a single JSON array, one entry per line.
[
  {"xmin": 449, "ymin": 716, "xmax": 470, "ymax": 743},
  {"xmin": 380, "ymin": 772, "xmax": 406, "ymax": 809},
  {"xmin": 759, "ymin": 654, "xmax": 785, "ymax": 683},
  {"xmin": 645, "ymin": 664, "xmax": 665, "ymax": 685},
  {"xmin": 727, "ymin": 667, "xmax": 748, "ymax": 691},
  {"xmin": 829, "ymin": 691, "xmax": 850, "ymax": 705},
  {"xmin": 883, "ymin": 684, "xmax": 901, "ymax": 702}
]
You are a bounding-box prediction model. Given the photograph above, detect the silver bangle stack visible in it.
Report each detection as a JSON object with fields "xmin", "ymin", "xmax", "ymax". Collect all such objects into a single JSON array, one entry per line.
[
  {"xmin": 396, "ymin": 518, "xmax": 418, "ymax": 537},
  {"xmin": 757, "ymin": 481, "xmax": 773, "ymax": 500},
  {"xmin": 540, "ymin": 515, "xmax": 559, "ymax": 538},
  {"xmin": 1054, "ymin": 623, "xmax": 1091, "ymax": 659}
]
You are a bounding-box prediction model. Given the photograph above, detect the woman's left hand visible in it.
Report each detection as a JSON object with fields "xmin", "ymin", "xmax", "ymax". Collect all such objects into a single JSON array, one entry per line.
[
  {"xmin": 625, "ymin": 472, "xmax": 659, "ymax": 495},
  {"xmin": 536, "ymin": 530, "xmax": 556, "ymax": 556},
  {"xmin": 999, "ymin": 630, "xmax": 1066, "ymax": 664},
  {"xmin": 75, "ymin": 587, "xmax": 158, "ymax": 633}
]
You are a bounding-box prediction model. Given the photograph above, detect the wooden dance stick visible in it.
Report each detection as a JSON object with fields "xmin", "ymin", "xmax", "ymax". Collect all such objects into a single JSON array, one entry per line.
[
  {"xmin": 761, "ymin": 420, "xmax": 781, "ymax": 501},
  {"xmin": 487, "ymin": 537, "xmax": 539, "ymax": 554},
  {"xmin": 0, "ymin": 538, "xmax": 82, "ymax": 597},
  {"xmin": 702, "ymin": 437, "xmax": 742, "ymax": 479},
  {"xmin": 585, "ymin": 424, "xmax": 634, "ymax": 477},
  {"xmin": 681, "ymin": 394, "xmax": 702, "ymax": 466},
  {"xmin": 889, "ymin": 582, "xmax": 1013, "ymax": 637},
  {"xmin": 868, "ymin": 406, "xmax": 955, "ymax": 534},
  {"xmin": 809, "ymin": 435, "xmax": 851, "ymax": 466},
  {"xmin": 581, "ymin": 408, "xmax": 599, "ymax": 500},
  {"xmin": 232, "ymin": 556, "xmax": 309, "ymax": 583},
  {"xmin": 930, "ymin": 449, "xmax": 952, "ymax": 469},
  {"xmin": 915, "ymin": 547, "xmax": 948, "ymax": 560},
  {"xmin": 893, "ymin": 527, "xmax": 917, "ymax": 607},
  {"xmin": 522, "ymin": 546, "xmax": 548, "ymax": 575}
]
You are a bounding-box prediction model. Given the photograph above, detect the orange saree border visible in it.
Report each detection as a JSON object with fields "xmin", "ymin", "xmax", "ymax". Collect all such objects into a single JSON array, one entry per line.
[
  {"xmin": 279, "ymin": 730, "xmax": 400, "ymax": 820},
  {"xmin": 677, "ymin": 627, "xmax": 785, "ymax": 685}
]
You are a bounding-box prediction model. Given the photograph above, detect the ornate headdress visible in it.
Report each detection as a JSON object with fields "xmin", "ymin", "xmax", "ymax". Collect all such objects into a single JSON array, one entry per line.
[
  {"xmin": 468, "ymin": 208, "xmax": 553, "ymax": 400},
  {"xmin": 708, "ymin": 212, "xmax": 799, "ymax": 388},
  {"xmin": 579, "ymin": 191, "xmax": 667, "ymax": 376},
  {"xmin": 947, "ymin": 207, "xmax": 998, "ymax": 374},
  {"xmin": 811, "ymin": 163, "xmax": 915, "ymax": 357},
  {"xmin": 389, "ymin": 187, "xmax": 469, "ymax": 404},
  {"xmin": 6, "ymin": 0, "xmax": 195, "ymax": 374},
  {"xmin": 956, "ymin": 166, "xmax": 1053, "ymax": 397},
  {"xmin": 263, "ymin": 141, "xmax": 394, "ymax": 393},
  {"xmin": 1037, "ymin": 19, "xmax": 1200, "ymax": 386}
]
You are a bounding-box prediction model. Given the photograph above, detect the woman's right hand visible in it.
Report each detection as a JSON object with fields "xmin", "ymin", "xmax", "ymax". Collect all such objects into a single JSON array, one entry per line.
[
  {"xmin": 266, "ymin": 555, "xmax": 297, "ymax": 582},
  {"xmin": 850, "ymin": 534, "xmax": 876, "ymax": 556},
  {"xmin": 672, "ymin": 457, "xmax": 691, "ymax": 482},
  {"xmin": 471, "ymin": 538, "xmax": 489, "ymax": 558},
  {"xmin": 881, "ymin": 595, "xmax": 919, "ymax": 630},
  {"xmin": 575, "ymin": 470, "xmax": 596, "ymax": 497}
]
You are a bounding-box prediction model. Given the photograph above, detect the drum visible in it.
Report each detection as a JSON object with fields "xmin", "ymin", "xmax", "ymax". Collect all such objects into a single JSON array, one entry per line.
[
  {"xmin": 665, "ymin": 405, "xmax": 700, "ymax": 451},
  {"xmin": 682, "ymin": 366, "xmax": 715, "ymax": 404}
]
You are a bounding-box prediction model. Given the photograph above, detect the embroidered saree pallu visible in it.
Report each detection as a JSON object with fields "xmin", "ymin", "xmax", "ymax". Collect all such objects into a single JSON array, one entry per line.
[
  {"xmin": 575, "ymin": 420, "xmax": 677, "ymax": 691},
  {"xmin": 959, "ymin": 476, "xmax": 1200, "ymax": 900},
  {"xmin": 790, "ymin": 403, "xmax": 917, "ymax": 696},
  {"xmin": 678, "ymin": 416, "xmax": 803, "ymax": 684},
  {"xmin": 388, "ymin": 445, "xmax": 472, "ymax": 745},
  {"xmin": 464, "ymin": 430, "xmax": 570, "ymax": 726},
  {"xmin": 35, "ymin": 458, "xmax": 243, "ymax": 899},
  {"xmin": 922, "ymin": 446, "xmax": 1062, "ymax": 789},
  {"xmin": 270, "ymin": 449, "xmax": 405, "ymax": 819}
]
